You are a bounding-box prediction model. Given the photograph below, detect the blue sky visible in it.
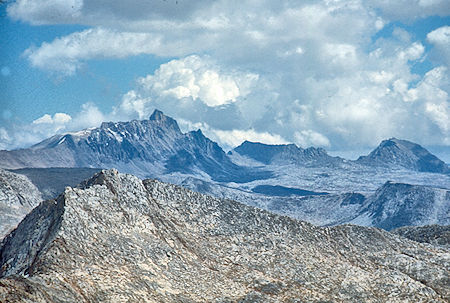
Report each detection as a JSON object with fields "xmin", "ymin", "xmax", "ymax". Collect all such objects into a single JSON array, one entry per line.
[{"xmin": 0, "ymin": 0, "xmax": 449, "ymax": 160}]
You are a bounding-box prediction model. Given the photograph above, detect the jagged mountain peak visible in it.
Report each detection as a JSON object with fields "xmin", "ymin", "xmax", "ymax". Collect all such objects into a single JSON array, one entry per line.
[
  {"xmin": 0, "ymin": 111, "xmax": 271, "ymax": 182},
  {"xmin": 149, "ymin": 109, "xmax": 165, "ymax": 121},
  {"xmin": 149, "ymin": 109, "xmax": 181, "ymax": 130},
  {"xmin": 357, "ymin": 138, "xmax": 449, "ymax": 174}
]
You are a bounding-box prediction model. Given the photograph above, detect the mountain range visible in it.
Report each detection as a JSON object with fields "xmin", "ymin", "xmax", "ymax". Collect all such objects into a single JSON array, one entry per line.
[
  {"xmin": 0, "ymin": 110, "xmax": 269, "ymax": 183},
  {"xmin": 0, "ymin": 110, "xmax": 449, "ymax": 237},
  {"xmin": 1, "ymin": 110, "xmax": 448, "ymax": 177},
  {"xmin": 0, "ymin": 111, "xmax": 449, "ymax": 302},
  {"xmin": 1, "ymin": 169, "xmax": 448, "ymax": 302}
]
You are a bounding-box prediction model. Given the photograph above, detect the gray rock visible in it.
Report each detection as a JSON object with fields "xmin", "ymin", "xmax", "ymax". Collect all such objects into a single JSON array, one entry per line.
[
  {"xmin": 392, "ymin": 225, "xmax": 450, "ymax": 248},
  {"xmin": 0, "ymin": 169, "xmax": 448, "ymax": 302},
  {"xmin": 350, "ymin": 181, "xmax": 450, "ymax": 230},
  {"xmin": 357, "ymin": 138, "xmax": 450, "ymax": 174},
  {"xmin": 0, "ymin": 168, "xmax": 41, "ymax": 239}
]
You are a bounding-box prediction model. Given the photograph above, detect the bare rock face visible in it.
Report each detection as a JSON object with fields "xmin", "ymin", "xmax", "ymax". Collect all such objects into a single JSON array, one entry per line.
[
  {"xmin": 350, "ymin": 181, "xmax": 450, "ymax": 230},
  {"xmin": 392, "ymin": 225, "xmax": 450, "ymax": 248},
  {"xmin": 0, "ymin": 168, "xmax": 42, "ymax": 239},
  {"xmin": 0, "ymin": 169, "xmax": 449, "ymax": 302},
  {"xmin": 357, "ymin": 138, "xmax": 450, "ymax": 174}
]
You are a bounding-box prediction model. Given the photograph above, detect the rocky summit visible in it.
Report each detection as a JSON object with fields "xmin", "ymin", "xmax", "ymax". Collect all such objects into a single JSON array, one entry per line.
[
  {"xmin": 1, "ymin": 169, "xmax": 449, "ymax": 302},
  {"xmin": 357, "ymin": 138, "xmax": 450, "ymax": 174}
]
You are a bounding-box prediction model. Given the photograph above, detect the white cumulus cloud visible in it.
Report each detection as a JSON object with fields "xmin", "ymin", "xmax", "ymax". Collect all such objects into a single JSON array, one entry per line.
[
  {"xmin": 294, "ymin": 130, "xmax": 330, "ymax": 148},
  {"xmin": 212, "ymin": 129, "xmax": 288, "ymax": 149},
  {"xmin": 3, "ymin": 0, "xmax": 450, "ymax": 151},
  {"xmin": 25, "ymin": 28, "xmax": 162, "ymax": 75},
  {"xmin": 137, "ymin": 55, "xmax": 258, "ymax": 107},
  {"xmin": 427, "ymin": 26, "xmax": 450, "ymax": 67},
  {"xmin": 33, "ymin": 112, "xmax": 72, "ymax": 125}
]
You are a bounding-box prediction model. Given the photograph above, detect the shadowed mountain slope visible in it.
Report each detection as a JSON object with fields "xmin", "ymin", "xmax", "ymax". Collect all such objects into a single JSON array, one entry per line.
[{"xmin": 232, "ymin": 141, "xmax": 340, "ymax": 166}]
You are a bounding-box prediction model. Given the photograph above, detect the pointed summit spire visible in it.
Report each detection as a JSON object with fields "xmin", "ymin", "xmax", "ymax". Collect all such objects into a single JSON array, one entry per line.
[
  {"xmin": 149, "ymin": 109, "xmax": 181, "ymax": 133},
  {"xmin": 149, "ymin": 109, "xmax": 165, "ymax": 121}
]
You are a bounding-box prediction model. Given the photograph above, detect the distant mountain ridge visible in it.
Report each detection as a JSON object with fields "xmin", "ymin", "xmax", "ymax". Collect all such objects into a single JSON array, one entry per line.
[
  {"xmin": 232, "ymin": 141, "xmax": 341, "ymax": 166},
  {"xmin": 357, "ymin": 138, "xmax": 449, "ymax": 174},
  {"xmin": 1, "ymin": 110, "xmax": 449, "ymax": 234},
  {"xmin": 0, "ymin": 110, "xmax": 269, "ymax": 182},
  {"xmin": 0, "ymin": 111, "xmax": 448, "ymax": 177},
  {"xmin": 349, "ymin": 181, "xmax": 449, "ymax": 230}
]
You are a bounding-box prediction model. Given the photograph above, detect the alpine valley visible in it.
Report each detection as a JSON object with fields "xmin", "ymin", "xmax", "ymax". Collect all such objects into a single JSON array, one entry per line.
[{"xmin": 0, "ymin": 110, "xmax": 449, "ymax": 302}]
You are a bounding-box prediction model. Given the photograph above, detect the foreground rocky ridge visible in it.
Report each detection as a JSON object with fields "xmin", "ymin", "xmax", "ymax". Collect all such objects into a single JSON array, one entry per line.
[
  {"xmin": 392, "ymin": 225, "xmax": 450, "ymax": 248},
  {"xmin": 0, "ymin": 168, "xmax": 41, "ymax": 239},
  {"xmin": 1, "ymin": 170, "xmax": 449, "ymax": 302}
]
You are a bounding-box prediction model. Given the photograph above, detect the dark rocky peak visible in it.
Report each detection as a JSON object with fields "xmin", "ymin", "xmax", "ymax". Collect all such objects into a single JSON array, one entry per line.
[
  {"xmin": 100, "ymin": 121, "xmax": 115, "ymax": 129},
  {"xmin": 233, "ymin": 141, "xmax": 336, "ymax": 165},
  {"xmin": 149, "ymin": 109, "xmax": 165, "ymax": 121},
  {"xmin": 357, "ymin": 138, "xmax": 449, "ymax": 174},
  {"xmin": 233, "ymin": 141, "xmax": 302, "ymax": 164},
  {"xmin": 148, "ymin": 109, "xmax": 181, "ymax": 132}
]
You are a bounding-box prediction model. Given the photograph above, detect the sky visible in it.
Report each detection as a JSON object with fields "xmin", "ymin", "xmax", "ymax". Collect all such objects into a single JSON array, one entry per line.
[{"xmin": 0, "ymin": 0, "xmax": 449, "ymax": 160}]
